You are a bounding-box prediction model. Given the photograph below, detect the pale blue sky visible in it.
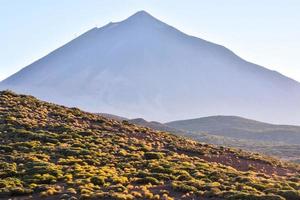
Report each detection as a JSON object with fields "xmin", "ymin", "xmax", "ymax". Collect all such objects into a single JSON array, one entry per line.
[{"xmin": 1, "ymin": 0, "xmax": 300, "ymax": 82}]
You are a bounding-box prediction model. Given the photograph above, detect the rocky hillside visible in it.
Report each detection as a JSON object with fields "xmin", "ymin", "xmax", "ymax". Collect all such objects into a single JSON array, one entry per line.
[{"xmin": 0, "ymin": 91, "xmax": 300, "ymax": 200}]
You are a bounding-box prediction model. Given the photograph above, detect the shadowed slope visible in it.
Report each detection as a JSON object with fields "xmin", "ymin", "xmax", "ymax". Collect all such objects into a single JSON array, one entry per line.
[{"xmin": 166, "ymin": 116, "xmax": 300, "ymax": 144}]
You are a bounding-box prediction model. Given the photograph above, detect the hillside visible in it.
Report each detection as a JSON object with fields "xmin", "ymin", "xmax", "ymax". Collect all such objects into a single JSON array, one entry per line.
[
  {"xmin": 166, "ymin": 116, "xmax": 300, "ymax": 144},
  {"xmin": 96, "ymin": 115, "xmax": 185, "ymax": 135},
  {"xmin": 98, "ymin": 115, "xmax": 300, "ymax": 162},
  {"xmin": 0, "ymin": 91, "xmax": 300, "ymax": 200},
  {"xmin": 172, "ymin": 131, "xmax": 300, "ymax": 164},
  {"xmin": 1, "ymin": 11, "xmax": 300, "ymax": 125},
  {"xmin": 166, "ymin": 116, "xmax": 300, "ymax": 162},
  {"xmin": 98, "ymin": 113, "xmax": 129, "ymax": 121},
  {"xmin": 128, "ymin": 118, "xmax": 183, "ymax": 135}
]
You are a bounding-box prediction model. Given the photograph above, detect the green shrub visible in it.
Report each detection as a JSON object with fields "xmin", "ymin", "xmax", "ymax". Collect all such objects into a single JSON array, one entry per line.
[
  {"xmin": 135, "ymin": 177, "xmax": 160, "ymax": 185},
  {"xmin": 108, "ymin": 184, "xmax": 127, "ymax": 192},
  {"xmin": 171, "ymin": 181, "xmax": 197, "ymax": 192},
  {"xmin": 150, "ymin": 166, "xmax": 173, "ymax": 174},
  {"xmin": 144, "ymin": 152, "xmax": 163, "ymax": 160},
  {"xmin": 150, "ymin": 172, "xmax": 174, "ymax": 181},
  {"xmin": 29, "ymin": 174, "xmax": 57, "ymax": 184},
  {"xmin": 90, "ymin": 176, "xmax": 105, "ymax": 186}
]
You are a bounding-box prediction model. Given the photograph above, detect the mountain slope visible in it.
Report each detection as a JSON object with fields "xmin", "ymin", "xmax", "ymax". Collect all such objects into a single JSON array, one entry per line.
[
  {"xmin": 128, "ymin": 118, "xmax": 184, "ymax": 134},
  {"xmin": 96, "ymin": 114, "xmax": 183, "ymax": 134},
  {"xmin": 1, "ymin": 91, "xmax": 300, "ymax": 200},
  {"xmin": 166, "ymin": 116, "xmax": 300, "ymax": 162},
  {"xmin": 1, "ymin": 11, "xmax": 300, "ymax": 124},
  {"xmin": 98, "ymin": 113, "xmax": 129, "ymax": 121},
  {"xmin": 103, "ymin": 115, "xmax": 300, "ymax": 162},
  {"xmin": 166, "ymin": 116, "xmax": 300, "ymax": 144},
  {"xmin": 124, "ymin": 118, "xmax": 299, "ymax": 162}
]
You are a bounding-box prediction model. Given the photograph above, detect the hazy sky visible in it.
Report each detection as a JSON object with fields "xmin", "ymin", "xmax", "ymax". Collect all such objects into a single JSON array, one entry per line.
[{"xmin": 1, "ymin": 0, "xmax": 300, "ymax": 82}]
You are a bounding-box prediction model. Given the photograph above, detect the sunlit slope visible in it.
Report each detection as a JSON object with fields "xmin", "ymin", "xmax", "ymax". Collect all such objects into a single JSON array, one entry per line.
[{"xmin": 0, "ymin": 90, "xmax": 299, "ymax": 199}]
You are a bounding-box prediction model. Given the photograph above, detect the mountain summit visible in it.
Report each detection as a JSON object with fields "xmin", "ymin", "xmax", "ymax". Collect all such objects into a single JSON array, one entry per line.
[
  {"xmin": 1, "ymin": 11, "xmax": 300, "ymax": 124},
  {"xmin": 126, "ymin": 10, "xmax": 158, "ymax": 21}
]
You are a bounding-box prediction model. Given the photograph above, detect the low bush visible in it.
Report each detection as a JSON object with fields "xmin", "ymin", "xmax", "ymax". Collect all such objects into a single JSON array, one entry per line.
[
  {"xmin": 90, "ymin": 176, "xmax": 106, "ymax": 186},
  {"xmin": 144, "ymin": 152, "xmax": 164, "ymax": 160},
  {"xmin": 135, "ymin": 177, "xmax": 160, "ymax": 185}
]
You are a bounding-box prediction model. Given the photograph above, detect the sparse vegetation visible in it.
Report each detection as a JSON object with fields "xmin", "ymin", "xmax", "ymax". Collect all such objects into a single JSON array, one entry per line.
[{"xmin": 0, "ymin": 90, "xmax": 299, "ymax": 199}]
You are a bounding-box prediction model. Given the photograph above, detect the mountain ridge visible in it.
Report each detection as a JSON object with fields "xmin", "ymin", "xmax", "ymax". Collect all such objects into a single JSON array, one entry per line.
[
  {"xmin": 166, "ymin": 115, "xmax": 300, "ymax": 129},
  {"xmin": 166, "ymin": 115, "xmax": 300, "ymax": 144}
]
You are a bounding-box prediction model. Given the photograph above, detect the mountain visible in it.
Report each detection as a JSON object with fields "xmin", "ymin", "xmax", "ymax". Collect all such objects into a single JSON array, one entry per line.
[
  {"xmin": 1, "ymin": 11, "xmax": 300, "ymax": 124},
  {"xmin": 1, "ymin": 90, "xmax": 300, "ymax": 200},
  {"xmin": 166, "ymin": 116, "xmax": 300, "ymax": 144},
  {"xmin": 166, "ymin": 116, "xmax": 300, "ymax": 162}
]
